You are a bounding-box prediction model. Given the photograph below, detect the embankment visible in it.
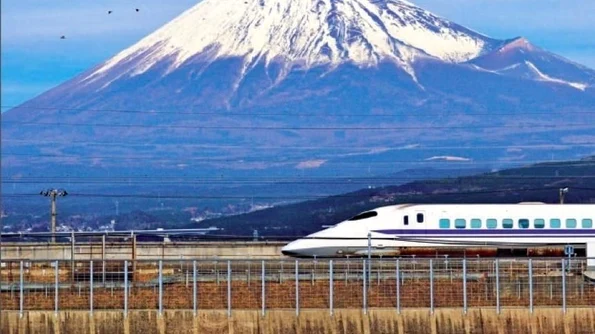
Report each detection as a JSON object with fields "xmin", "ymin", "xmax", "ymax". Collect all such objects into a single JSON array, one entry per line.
[{"xmin": 2, "ymin": 308, "xmax": 595, "ymax": 334}]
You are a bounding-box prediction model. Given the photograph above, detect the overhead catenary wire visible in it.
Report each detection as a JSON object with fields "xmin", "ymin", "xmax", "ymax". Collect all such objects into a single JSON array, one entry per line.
[
  {"xmin": 4, "ymin": 186, "xmax": 588, "ymax": 200},
  {"xmin": 3, "ymin": 105, "xmax": 595, "ymax": 117},
  {"xmin": 4, "ymin": 174, "xmax": 595, "ymax": 180},
  {"xmin": 0, "ymin": 154, "xmax": 589, "ymax": 163},
  {"xmin": 2, "ymin": 150, "xmax": 594, "ymax": 165},
  {"xmin": 4, "ymin": 140, "xmax": 595, "ymax": 160},
  {"xmin": 2, "ymin": 139, "xmax": 595, "ymax": 150},
  {"xmin": 3, "ymin": 175, "xmax": 595, "ymax": 185},
  {"xmin": 3, "ymin": 120, "xmax": 592, "ymax": 131}
]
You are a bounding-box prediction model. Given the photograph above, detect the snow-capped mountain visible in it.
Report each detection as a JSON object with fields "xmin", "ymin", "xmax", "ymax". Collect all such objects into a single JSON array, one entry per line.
[
  {"xmin": 468, "ymin": 37, "xmax": 595, "ymax": 90},
  {"xmin": 3, "ymin": 0, "xmax": 595, "ymax": 186},
  {"xmin": 6, "ymin": 0, "xmax": 592, "ymax": 115},
  {"xmin": 83, "ymin": 0, "xmax": 499, "ymax": 86}
]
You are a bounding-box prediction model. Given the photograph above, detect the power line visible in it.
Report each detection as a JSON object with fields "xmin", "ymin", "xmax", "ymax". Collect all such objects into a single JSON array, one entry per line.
[
  {"xmin": 4, "ymin": 105, "xmax": 595, "ymax": 117},
  {"xmin": 4, "ymin": 140, "xmax": 594, "ymax": 150},
  {"xmin": 3, "ymin": 187, "xmax": 584, "ymax": 200},
  {"xmin": 2, "ymin": 180, "xmax": 594, "ymax": 186},
  {"xmin": 6, "ymin": 174, "xmax": 591, "ymax": 181},
  {"xmin": 3, "ymin": 175, "xmax": 595, "ymax": 185},
  {"xmin": 3, "ymin": 120, "xmax": 592, "ymax": 131},
  {"xmin": 4, "ymin": 143, "xmax": 595, "ymax": 156},
  {"xmin": 0, "ymin": 161, "xmax": 585, "ymax": 170},
  {"xmin": 1, "ymin": 153, "xmax": 594, "ymax": 168},
  {"xmin": 0, "ymin": 153, "xmax": 568, "ymax": 162}
]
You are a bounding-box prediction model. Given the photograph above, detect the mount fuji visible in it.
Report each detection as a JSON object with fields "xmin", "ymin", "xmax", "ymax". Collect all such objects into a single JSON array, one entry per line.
[{"xmin": 3, "ymin": 0, "xmax": 595, "ymax": 188}]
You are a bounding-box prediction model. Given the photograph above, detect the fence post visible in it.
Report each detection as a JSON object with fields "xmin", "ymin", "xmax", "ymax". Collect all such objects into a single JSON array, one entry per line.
[
  {"xmin": 562, "ymin": 258, "xmax": 566, "ymax": 313},
  {"xmin": 193, "ymin": 260, "xmax": 197, "ymax": 316},
  {"xmin": 90, "ymin": 260, "xmax": 94, "ymax": 315},
  {"xmin": 329, "ymin": 260, "xmax": 334, "ymax": 316},
  {"xmin": 102, "ymin": 260, "xmax": 106, "ymax": 287},
  {"xmin": 429, "ymin": 259, "xmax": 434, "ymax": 314},
  {"xmin": 55, "ymin": 260, "xmax": 59, "ymax": 315},
  {"xmin": 227, "ymin": 260, "xmax": 232, "ymax": 318},
  {"xmin": 367, "ymin": 232, "xmax": 372, "ymax": 286},
  {"xmin": 124, "ymin": 260, "xmax": 128, "ymax": 317},
  {"xmin": 363, "ymin": 259, "xmax": 367, "ymax": 314},
  {"xmin": 19, "ymin": 261, "xmax": 24, "ymax": 318},
  {"xmin": 261, "ymin": 260, "xmax": 266, "ymax": 317},
  {"xmin": 396, "ymin": 259, "xmax": 400, "ymax": 314},
  {"xmin": 71, "ymin": 232, "xmax": 75, "ymax": 283},
  {"xmin": 295, "ymin": 260, "xmax": 299, "ymax": 316},
  {"xmin": 101, "ymin": 235, "xmax": 106, "ymax": 286},
  {"xmin": 495, "ymin": 259, "xmax": 500, "ymax": 314},
  {"xmin": 463, "ymin": 258, "xmax": 467, "ymax": 314},
  {"xmin": 101, "ymin": 235, "xmax": 106, "ymax": 260},
  {"xmin": 529, "ymin": 259, "xmax": 533, "ymax": 314},
  {"xmin": 158, "ymin": 260, "xmax": 163, "ymax": 316}
]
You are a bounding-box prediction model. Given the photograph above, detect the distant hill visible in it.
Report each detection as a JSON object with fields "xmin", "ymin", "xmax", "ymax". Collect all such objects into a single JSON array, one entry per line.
[
  {"xmin": 1, "ymin": 166, "xmax": 486, "ymax": 216},
  {"xmin": 0, "ymin": 166, "xmax": 487, "ymax": 233},
  {"xmin": 190, "ymin": 157, "xmax": 595, "ymax": 237}
]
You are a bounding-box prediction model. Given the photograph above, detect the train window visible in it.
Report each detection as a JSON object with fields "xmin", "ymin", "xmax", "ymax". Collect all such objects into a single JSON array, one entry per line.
[
  {"xmin": 502, "ymin": 219, "xmax": 513, "ymax": 229},
  {"xmin": 348, "ymin": 211, "xmax": 378, "ymax": 221},
  {"xmin": 550, "ymin": 219, "xmax": 561, "ymax": 228},
  {"xmin": 534, "ymin": 219, "xmax": 545, "ymax": 228},
  {"xmin": 439, "ymin": 218, "xmax": 450, "ymax": 228},
  {"xmin": 404, "ymin": 215, "xmax": 409, "ymax": 226},
  {"xmin": 566, "ymin": 219, "xmax": 577, "ymax": 228},
  {"xmin": 582, "ymin": 219, "xmax": 593, "ymax": 228},
  {"xmin": 417, "ymin": 213, "xmax": 424, "ymax": 223},
  {"xmin": 486, "ymin": 219, "xmax": 497, "ymax": 229},
  {"xmin": 518, "ymin": 219, "xmax": 530, "ymax": 229},
  {"xmin": 470, "ymin": 219, "xmax": 481, "ymax": 229},
  {"xmin": 455, "ymin": 219, "xmax": 466, "ymax": 229}
]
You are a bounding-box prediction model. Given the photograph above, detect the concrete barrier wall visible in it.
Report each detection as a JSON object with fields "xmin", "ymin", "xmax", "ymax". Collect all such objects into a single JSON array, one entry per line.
[
  {"xmin": 2, "ymin": 308, "xmax": 595, "ymax": 334},
  {"xmin": 1, "ymin": 242, "xmax": 286, "ymax": 260}
]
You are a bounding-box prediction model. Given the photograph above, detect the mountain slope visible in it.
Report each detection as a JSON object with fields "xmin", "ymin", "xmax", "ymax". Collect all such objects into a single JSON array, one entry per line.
[
  {"xmin": 468, "ymin": 37, "xmax": 595, "ymax": 90},
  {"xmin": 82, "ymin": 0, "xmax": 499, "ymax": 85},
  {"xmin": 193, "ymin": 157, "xmax": 595, "ymax": 237},
  {"xmin": 5, "ymin": 0, "xmax": 502, "ymax": 115},
  {"xmin": 3, "ymin": 0, "xmax": 595, "ymax": 187},
  {"xmin": 6, "ymin": 0, "xmax": 594, "ymax": 114}
]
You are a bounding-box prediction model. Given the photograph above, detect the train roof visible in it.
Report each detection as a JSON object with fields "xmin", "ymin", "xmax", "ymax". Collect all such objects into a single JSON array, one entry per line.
[{"xmin": 381, "ymin": 202, "xmax": 591, "ymax": 210}]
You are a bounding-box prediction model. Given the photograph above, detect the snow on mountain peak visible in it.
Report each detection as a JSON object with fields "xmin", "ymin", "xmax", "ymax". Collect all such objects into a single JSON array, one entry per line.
[{"xmin": 84, "ymin": 0, "xmax": 498, "ymax": 85}]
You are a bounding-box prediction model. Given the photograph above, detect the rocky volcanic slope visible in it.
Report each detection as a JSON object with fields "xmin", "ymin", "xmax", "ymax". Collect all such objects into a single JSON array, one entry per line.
[{"xmin": 3, "ymin": 0, "xmax": 595, "ymax": 180}]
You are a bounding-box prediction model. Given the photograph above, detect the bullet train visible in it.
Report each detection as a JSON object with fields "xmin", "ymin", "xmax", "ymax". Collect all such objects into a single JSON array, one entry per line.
[{"xmin": 281, "ymin": 203, "xmax": 595, "ymax": 259}]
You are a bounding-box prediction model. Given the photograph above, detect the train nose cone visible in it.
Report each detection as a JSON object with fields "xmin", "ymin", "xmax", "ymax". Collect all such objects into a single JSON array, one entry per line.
[
  {"xmin": 281, "ymin": 249, "xmax": 299, "ymax": 256},
  {"xmin": 281, "ymin": 240, "xmax": 303, "ymax": 257}
]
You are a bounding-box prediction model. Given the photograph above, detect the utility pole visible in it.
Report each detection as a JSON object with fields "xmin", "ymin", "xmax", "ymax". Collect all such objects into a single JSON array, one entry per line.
[
  {"xmin": 559, "ymin": 187, "xmax": 569, "ymax": 204},
  {"xmin": 40, "ymin": 189, "xmax": 68, "ymax": 242}
]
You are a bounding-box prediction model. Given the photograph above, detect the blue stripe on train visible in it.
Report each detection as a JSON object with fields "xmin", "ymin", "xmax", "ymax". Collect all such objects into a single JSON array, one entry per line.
[{"xmin": 373, "ymin": 229, "xmax": 595, "ymax": 237}]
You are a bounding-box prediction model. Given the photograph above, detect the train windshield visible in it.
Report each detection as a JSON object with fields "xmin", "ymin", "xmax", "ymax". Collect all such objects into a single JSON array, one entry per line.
[{"xmin": 348, "ymin": 211, "xmax": 378, "ymax": 221}]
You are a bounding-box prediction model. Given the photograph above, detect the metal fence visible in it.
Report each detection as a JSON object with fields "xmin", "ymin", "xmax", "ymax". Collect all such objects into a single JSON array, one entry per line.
[{"xmin": 1, "ymin": 258, "xmax": 594, "ymax": 316}]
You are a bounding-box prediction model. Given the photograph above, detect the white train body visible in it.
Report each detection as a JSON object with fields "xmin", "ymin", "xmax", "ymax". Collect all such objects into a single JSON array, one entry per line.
[{"xmin": 281, "ymin": 203, "xmax": 595, "ymax": 259}]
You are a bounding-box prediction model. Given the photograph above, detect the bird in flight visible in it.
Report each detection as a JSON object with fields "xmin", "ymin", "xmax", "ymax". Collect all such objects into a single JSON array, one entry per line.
[
  {"xmin": 135, "ymin": 8, "xmax": 140, "ymax": 12},
  {"xmin": 60, "ymin": 35, "xmax": 66, "ymax": 39},
  {"xmin": 108, "ymin": 10, "xmax": 113, "ymax": 14}
]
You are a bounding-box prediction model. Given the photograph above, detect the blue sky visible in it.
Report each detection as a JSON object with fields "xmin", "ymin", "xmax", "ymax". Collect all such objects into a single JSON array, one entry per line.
[{"xmin": 2, "ymin": 0, "xmax": 595, "ymax": 111}]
